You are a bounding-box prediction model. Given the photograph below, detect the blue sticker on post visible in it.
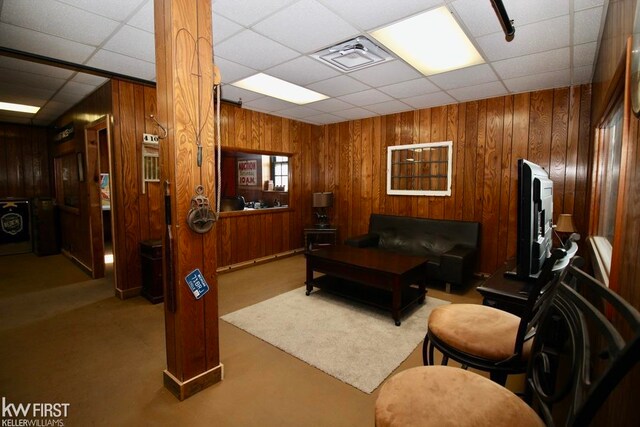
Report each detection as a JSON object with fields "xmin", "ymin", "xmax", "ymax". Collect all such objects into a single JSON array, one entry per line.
[{"xmin": 185, "ymin": 268, "xmax": 209, "ymax": 300}]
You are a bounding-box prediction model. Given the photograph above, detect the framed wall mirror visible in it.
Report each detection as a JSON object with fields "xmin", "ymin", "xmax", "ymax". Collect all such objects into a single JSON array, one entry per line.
[
  {"xmin": 219, "ymin": 149, "xmax": 290, "ymax": 212},
  {"xmin": 386, "ymin": 141, "xmax": 453, "ymax": 196}
]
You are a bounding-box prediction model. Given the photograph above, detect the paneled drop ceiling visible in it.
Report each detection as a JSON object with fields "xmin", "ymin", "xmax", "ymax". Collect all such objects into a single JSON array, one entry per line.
[{"xmin": 0, "ymin": 0, "xmax": 608, "ymax": 126}]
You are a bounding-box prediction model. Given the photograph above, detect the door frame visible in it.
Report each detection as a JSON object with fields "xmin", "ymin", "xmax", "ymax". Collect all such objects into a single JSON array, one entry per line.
[{"xmin": 84, "ymin": 116, "xmax": 116, "ymax": 284}]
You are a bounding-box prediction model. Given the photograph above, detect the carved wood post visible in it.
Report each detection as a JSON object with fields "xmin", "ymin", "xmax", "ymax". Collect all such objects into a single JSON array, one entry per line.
[{"xmin": 154, "ymin": 0, "xmax": 221, "ymax": 400}]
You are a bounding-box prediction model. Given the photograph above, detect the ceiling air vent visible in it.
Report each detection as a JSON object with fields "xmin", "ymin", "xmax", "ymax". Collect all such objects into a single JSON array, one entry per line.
[{"xmin": 311, "ymin": 36, "xmax": 394, "ymax": 72}]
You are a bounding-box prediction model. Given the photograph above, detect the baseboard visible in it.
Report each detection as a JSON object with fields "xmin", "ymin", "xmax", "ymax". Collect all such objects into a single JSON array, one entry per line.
[
  {"xmin": 163, "ymin": 363, "xmax": 224, "ymax": 401},
  {"xmin": 217, "ymin": 248, "xmax": 304, "ymax": 274},
  {"xmin": 115, "ymin": 286, "xmax": 142, "ymax": 300}
]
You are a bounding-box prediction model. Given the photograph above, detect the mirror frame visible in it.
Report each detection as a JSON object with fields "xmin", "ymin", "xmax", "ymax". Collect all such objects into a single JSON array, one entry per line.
[{"xmin": 386, "ymin": 141, "xmax": 453, "ymax": 196}]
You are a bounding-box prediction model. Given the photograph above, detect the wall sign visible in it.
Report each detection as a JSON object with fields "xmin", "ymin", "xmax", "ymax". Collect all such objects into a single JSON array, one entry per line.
[
  {"xmin": 185, "ymin": 268, "xmax": 210, "ymax": 300},
  {"xmin": 54, "ymin": 122, "xmax": 75, "ymax": 143},
  {"xmin": 237, "ymin": 159, "xmax": 257, "ymax": 186}
]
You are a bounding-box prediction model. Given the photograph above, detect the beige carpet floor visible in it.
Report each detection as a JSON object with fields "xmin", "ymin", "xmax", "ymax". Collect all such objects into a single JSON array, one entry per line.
[
  {"xmin": 223, "ymin": 287, "xmax": 450, "ymax": 393},
  {"xmin": 0, "ymin": 252, "xmax": 514, "ymax": 426}
]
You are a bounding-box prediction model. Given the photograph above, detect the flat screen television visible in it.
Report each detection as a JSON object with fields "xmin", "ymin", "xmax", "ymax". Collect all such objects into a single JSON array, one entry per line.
[{"xmin": 508, "ymin": 159, "xmax": 554, "ymax": 281}]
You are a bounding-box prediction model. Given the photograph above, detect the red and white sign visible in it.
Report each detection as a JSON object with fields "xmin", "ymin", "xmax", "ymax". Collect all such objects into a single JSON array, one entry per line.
[{"xmin": 238, "ymin": 159, "xmax": 257, "ymax": 186}]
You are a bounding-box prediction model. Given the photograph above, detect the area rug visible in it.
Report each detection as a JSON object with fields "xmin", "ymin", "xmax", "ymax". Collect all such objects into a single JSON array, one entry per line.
[{"xmin": 221, "ymin": 287, "xmax": 450, "ymax": 393}]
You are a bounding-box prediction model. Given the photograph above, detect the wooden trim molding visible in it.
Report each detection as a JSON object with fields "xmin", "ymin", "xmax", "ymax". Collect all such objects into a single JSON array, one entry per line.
[{"xmin": 163, "ymin": 364, "xmax": 224, "ymax": 401}]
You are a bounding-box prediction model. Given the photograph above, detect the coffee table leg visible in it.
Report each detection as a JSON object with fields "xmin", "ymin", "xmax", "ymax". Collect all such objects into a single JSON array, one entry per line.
[
  {"xmin": 392, "ymin": 279, "xmax": 401, "ymax": 326},
  {"xmin": 419, "ymin": 279, "xmax": 426, "ymax": 304},
  {"xmin": 305, "ymin": 258, "xmax": 313, "ymax": 296}
]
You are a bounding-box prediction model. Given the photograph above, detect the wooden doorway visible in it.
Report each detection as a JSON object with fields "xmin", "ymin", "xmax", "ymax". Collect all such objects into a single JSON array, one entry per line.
[{"xmin": 85, "ymin": 116, "xmax": 116, "ymax": 284}]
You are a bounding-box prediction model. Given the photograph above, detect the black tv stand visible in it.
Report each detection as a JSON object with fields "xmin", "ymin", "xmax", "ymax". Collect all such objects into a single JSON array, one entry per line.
[{"xmin": 477, "ymin": 259, "xmax": 531, "ymax": 316}]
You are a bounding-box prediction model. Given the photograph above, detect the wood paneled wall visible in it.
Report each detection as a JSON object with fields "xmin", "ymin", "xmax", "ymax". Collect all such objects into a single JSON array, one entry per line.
[
  {"xmin": 314, "ymin": 86, "xmax": 592, "ymax": 275},
  {"xmin": 110, "ymin": 79, "xmax": 163, "ymax": 296},
  {"xmin": 0, "ymin": 123, "xmax": 50, "ymax": 198},
  {"xmin": 215, "ymin": 103, "xmax": 320, "ymax": 267},
  {"xmin": 590, "ymin": 1, "xmax": 640, "ymax": 425}
]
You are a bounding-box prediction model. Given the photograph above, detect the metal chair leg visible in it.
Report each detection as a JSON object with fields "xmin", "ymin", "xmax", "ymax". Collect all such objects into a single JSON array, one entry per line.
[{"xmin": 422, "ymin": 333, "xmax": 430, "ymax": 365}]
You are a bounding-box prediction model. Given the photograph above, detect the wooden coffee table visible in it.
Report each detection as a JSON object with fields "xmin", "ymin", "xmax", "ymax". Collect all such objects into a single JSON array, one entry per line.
[{"xmin": 305, "ymin": 245, "xmax": 428, "ymax": 326}]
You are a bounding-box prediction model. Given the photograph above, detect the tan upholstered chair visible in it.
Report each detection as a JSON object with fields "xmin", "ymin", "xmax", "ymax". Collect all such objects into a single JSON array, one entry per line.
[
  {"xmin": 375, "ymin": 258, "xmax": 640, "ymax": 426},
  {"xmin": 423, "ymin": 248, "xmax": 569, "ymax": 385}
]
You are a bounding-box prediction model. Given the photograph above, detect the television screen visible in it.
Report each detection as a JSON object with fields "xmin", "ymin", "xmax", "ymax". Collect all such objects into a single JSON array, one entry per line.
[{"xmin": 514, "ymin": 159, "xmax": 554, "ymax": 280}]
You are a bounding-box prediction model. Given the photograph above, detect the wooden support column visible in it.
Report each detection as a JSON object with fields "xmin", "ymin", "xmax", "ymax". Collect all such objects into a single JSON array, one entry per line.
[{"xmin": 154, "ymin": 0, "xmax": 221, "ymax": 400}]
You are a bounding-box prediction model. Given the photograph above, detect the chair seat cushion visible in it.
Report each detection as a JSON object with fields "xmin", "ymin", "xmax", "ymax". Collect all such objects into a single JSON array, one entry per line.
[
  {"xmin": 428, "ymin": 304, "xmax": 530, "ymax": 361},
  {"xmin": 375, "ymin": 366, "xmax": 544, "ymax": 427}
]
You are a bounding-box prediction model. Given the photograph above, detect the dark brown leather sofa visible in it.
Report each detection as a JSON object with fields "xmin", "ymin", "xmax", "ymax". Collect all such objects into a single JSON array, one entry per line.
[{"xmin": 345, "ymin": 214, "xmax": 481, "ymax": 292}]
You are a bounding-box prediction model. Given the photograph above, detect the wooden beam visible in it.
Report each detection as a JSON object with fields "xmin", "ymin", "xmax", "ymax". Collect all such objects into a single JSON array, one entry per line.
[{"xmin": 154, "ymin": 0, "xmax": 221, "ymax": 400}]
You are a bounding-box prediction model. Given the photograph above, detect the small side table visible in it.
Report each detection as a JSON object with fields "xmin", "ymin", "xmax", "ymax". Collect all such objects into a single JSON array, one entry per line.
[
  {"xmin": 304, "ymin": 227, "xmax": 338, "ymax": 252},
  {"xmin": 476, "ymin": 260, "xmax": 529, "ymax": 316}
]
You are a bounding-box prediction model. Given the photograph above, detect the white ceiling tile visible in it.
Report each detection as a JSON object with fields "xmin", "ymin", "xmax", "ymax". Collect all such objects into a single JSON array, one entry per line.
[
  {"xmin": 215, "ymin": 30, "xmax": 299, "ymax": 70},
  {"xmin": 303, "ymin": 112, "xmax": 344, "ymax": 124},
  {"xmin": 573, "ymin": 42, "xmax": 598, "ymax": 67},
  {"xmin": 575, "ymin": 0, "xmax": 605, "ymax": 12},
  {"xmin": 56, "ymin": 0, "xmax": 147, "ymax": 21},
  {"xmin": 60, "ymin": 81, "xmax": 98, "ymax": 97},
  {"xmin": 319, "ymin": 0, "xmax": 443, "ymax": 31},
  {"xmin": 450, "ymin": 0, "xmax": 503, "ymax": 37},
  {"xmin": 42, "ymin": 100, "xmax": 74, "ymax": 112},
  {"xmin": 51, "ymin": 91, "xmax": 86, "ymax": 105},
  {"xmin": 452, "ymin": 0, "xmax": 569, "ymax": 38},
  {"xmin": 503, "ymin": 69, "xmax": 571, "ymax": 93},
  {"xmin": 477, "ymin": 15, "xmax": 570, "ymax": 62},
  {"xmin": 242, "ymin": 97, "xmax": 297, "ymax": 112},
  {"xmin": 447, "ymin": 81, "xmax": 508, "ymax": 102},
  {"xmin": 572, "ymin": 64, "xmax": 593, "ymax": 84},
  {"xmin": 348, "ymin": 60, "xmax": 421, "ymax": 87},
  {"xmin": 277, "ymin": 105, "xmax": 323, "ymax": 119},
  {"xmin": 574, "ymin": 7, "xmax": 604, "ymax": 45},
  {"xmin": 0, "ymin": 81, "xmax": 55, "ymax": 102},
  {"xmin": 214, "ymin": 57, "xmax": 257, "ymax": 84},
  {"xmin": 338, "ymin": 89, "xmax": 393, "ymax": 106},
  {"xmin": 305, "ymin": 98, "xmax": 355, "ymax": 112},
  {"xmin": 378, "ymin": 78, "xmax": 440, "ymax": 98},
  {"xmin": 428, "ymin": 64, "xmax": 498, "ymax": 90},
  {"xmin": 103, "ymin": 25, "xmax": 155, "ymax": 63},
  {"xmin": 0, "ymin": 67, "xmax": 66, "ymax": 91},
  {"xmin": 0, "ymin": 23, "xmax": 95, "ymax": 64},
  {"xmin": 266, "ymin": 56, "xmax": 340, "ymax": 86},
  {"xmin": 307, "ymin": 75, "xmax": 370, "ymax": 97},
  {"xmin": 253, "ymin": 0, "xmax": 358, "ymax": 53},
  {"xmin": 401, "ymin": 91, "xmax": 456, "ymax": 109},
  {"xmin": 0, "ymin": 56, "xmax": 74, "ymax": 79},
  {"xmin": 364, "ymin": 100, "xmax": 412, "ymax": 115},
  {"xmin": 220, "ymin": 85, "xmax": 264, "ymax": 104},
  {"xmin": 71, "ymin": 73, "xmax": 109, "ymax": 87},
  {"xmin": 213, "ymin": 13, "xmax": 244, "ymax": 45},
  {"xmin": 127, "ymin": 0, "xmax": 154, "ymax": 33},
  {"xmin": 86, "ymin": 50, "xmax": 156, "ymax": 81},
  {"xmin": 332, "ymin": 107, "xmax": 377, "ymax": 120},
  {"xmin": 213, "ymin": 0, "xmax": 297, "ymax": 27},
  {"xmin": 2, "ymin": 0, "xmax": 120, "ymax": 46},
  {"xmin": 492, "ymin": 48, "xmax": 570, "ymax": 80}
]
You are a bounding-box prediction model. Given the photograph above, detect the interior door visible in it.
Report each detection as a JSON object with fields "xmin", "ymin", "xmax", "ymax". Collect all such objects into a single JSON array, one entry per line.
[{"xmin": 85, "ymin": 120, "xmax": 106, "ymax": 279}]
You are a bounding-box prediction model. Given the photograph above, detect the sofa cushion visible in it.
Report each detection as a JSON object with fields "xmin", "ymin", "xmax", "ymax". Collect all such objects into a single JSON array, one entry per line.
[
  {"xmin": 423, "ymin": 233, "xmax": 456, "ymax": 254},
  {"xmin": 378, "ymin": 228, "xmax": 455, "ymax": 258}
]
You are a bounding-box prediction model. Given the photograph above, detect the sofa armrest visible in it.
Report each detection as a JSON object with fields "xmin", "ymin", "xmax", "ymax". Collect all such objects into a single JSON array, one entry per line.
[
  {"xmin": 439, "ymin": 245, "xmax": 477, "ymax": 285},
  {"xmin": 345, "ymin": 233, "xmax": 379, "ymax": 248}
]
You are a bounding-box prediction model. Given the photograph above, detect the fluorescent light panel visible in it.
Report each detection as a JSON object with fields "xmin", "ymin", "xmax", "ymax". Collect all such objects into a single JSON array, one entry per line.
[
  {"xmin": 0, "ymin": 101, "xmax": 40, "ymax": 114},
  {"xmin": 370, "ymin": 6, "xmax": 484, "ymax": 76},
  {"xmin": 232, "ymin": 73, "xmax": 328, "ymax": 105}
]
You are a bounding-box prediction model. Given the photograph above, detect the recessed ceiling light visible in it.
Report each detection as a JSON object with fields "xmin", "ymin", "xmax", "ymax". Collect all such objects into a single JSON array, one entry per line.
[
  {"xmin": 231, "ymin": 73, "xmax": 328, "ymax": 105},
  {"xmin": 0, "ymin": 101, "xmax": 40, "ymax": 114},
  {"xmin": 370, "ymin": 6, "xmax": 484, "ymax": 76}
]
